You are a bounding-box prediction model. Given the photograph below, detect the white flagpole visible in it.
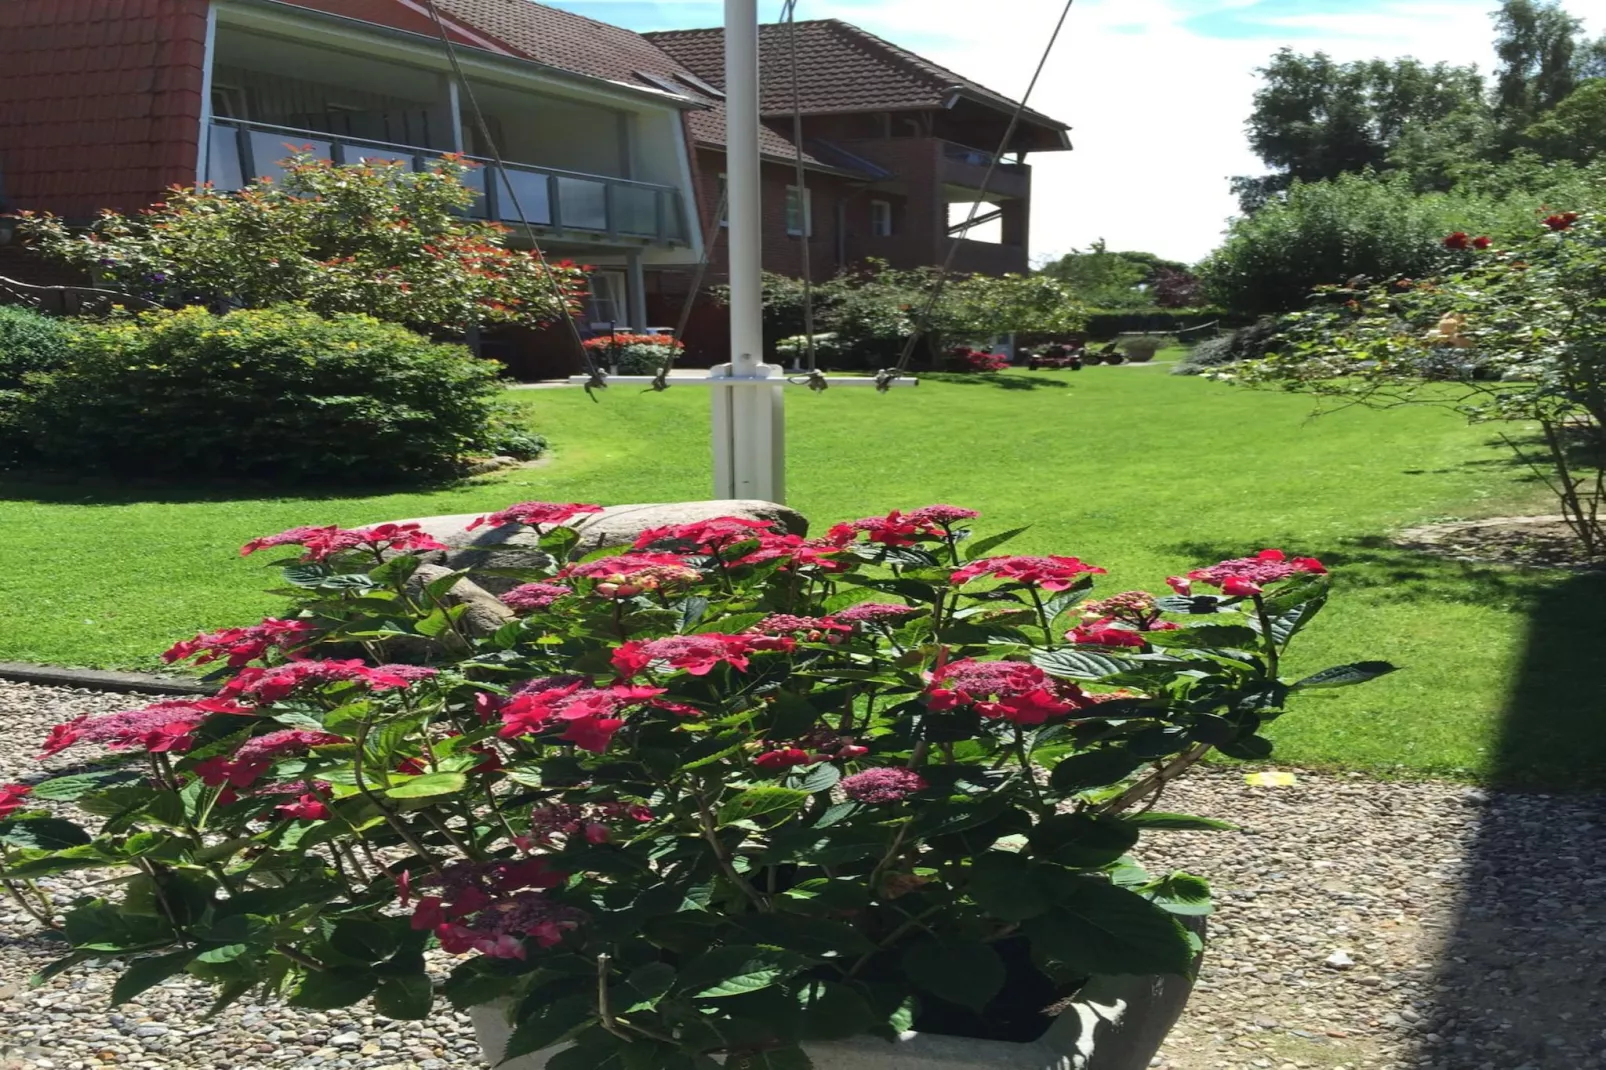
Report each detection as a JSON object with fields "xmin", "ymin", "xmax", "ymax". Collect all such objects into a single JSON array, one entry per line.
[{"xmin": 711, "ymin": 0, "xmax": 786, "ymax": 502}]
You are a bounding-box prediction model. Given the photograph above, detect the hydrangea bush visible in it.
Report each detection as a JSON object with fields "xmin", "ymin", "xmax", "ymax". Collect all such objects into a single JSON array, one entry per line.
[{"xmin": 0, "ymin": 505, "xmax": 1393, "ymax": 1064}]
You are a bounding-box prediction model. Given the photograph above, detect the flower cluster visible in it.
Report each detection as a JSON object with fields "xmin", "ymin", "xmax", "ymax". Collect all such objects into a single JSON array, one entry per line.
[
  {"xmin": 561, "ymin": 553, "xmax": 704, "ymax": 598},
  {"xmin": 1544, "ymin": 212, "xmax": 1579, "ymax": 232},
  {"xmin": 833, "ymin": 602, "xmax": 922, "ymax": 625},
  {"xmin": 240, "ymin": 523, "xmax": 446, "ymax": 561},
  {"xmin": 162, "ymin": 618, "xmax": 316, "ymax": 668},
  {"xmin": 841, "ymin": 767, "xmax": 927, "ymax": 804},
  {"xmin": 499, "ymin": 582, "xmax": 572, "ymax": 613},
  {"xmin": 612, "ymin": 633, "xmax": 795, "ymax": 679},
  {"xmin": 219, "ymin": 660, "xmax": 429, "ymax": 703},
  {"xmin": 827, "ymin": 510, "xmax": 942, "ymax": 548},
  {"xmin": 527, "ymin": 801, "xmax": 654, "ymax": 846},
  {"xmin": 951, "ymin": 554, "xmax": 1106, "ymax": 591},
  {"xmin": 410, "ymin": 858, "xmax": 582, "ymax": 960},
  {"xmin": 752, "ymin": 614, "xmax": 852, "ymax": 643},
  {"xmin": 632, "ymin": 517, "xmax": 777, "ymax": 554},
  {"xmin": 467, "ymin": 501, "xmax": 602, "ymax": 531},
  {"xmin": 40, "ymin": 698, "xmax": 248, "ymax": 758},
  {"xmin": 1181, "ymin": 548, "xmax": 1326, "ymax": 597},
  {"xmin": 0, "ymin": 783, "xmax": 33, "ymax": 819},
  {"xmin": 499, "ymin": 678, "xmax": 668, "ymax": 751},
  {"xmin": 925, "ymin": 658, "xmax": 1088, "ymax": 725}
]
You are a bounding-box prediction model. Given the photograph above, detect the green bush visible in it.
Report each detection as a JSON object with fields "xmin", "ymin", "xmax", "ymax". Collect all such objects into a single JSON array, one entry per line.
[
  {"xmin": 0, "ymin": 305, "xmax": 73, "ymax": 466},
  {"xmin": 23, "ymin": 305, "xmax": 503, "ymax": 482},
  {"xmin": 1117, "ymin": 334, "xmax": 1172, "ymax": 362},
  {"xmin": 1172, "ymin": 317, "xmax": 1288, "ymax": 376}
]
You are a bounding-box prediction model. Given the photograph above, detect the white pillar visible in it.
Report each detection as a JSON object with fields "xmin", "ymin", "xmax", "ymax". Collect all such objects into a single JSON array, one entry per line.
[
  {"xmin": 626, "ymin": 252, "xmax": 648, "ymax": 332},
  {"xmin": 712, "ymin": 0, "xmax": 785, "ymax": 503}
]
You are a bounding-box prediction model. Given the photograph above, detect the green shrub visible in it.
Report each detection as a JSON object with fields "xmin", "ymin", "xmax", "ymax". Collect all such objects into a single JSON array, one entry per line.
[
  {"xmin": 24, "ymin": 305, "xmax": 502, "ymax": 482},
  {"xmin": 1172, "ymin": 317, "xmax": 1287, "ymax": 376},
  {"xmin": 0, "ymin": 304, "xmax": 72, "ymax": 389},
  {"xmin": 1117, "ymin": 334, "xmax": 1172, "ymax": 362}
]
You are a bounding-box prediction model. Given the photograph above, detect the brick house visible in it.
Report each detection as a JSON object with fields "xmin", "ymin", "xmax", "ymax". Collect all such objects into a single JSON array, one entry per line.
[{"xmin": 0, "ymin": 0, "xmax": 1069, "ymax": 376}]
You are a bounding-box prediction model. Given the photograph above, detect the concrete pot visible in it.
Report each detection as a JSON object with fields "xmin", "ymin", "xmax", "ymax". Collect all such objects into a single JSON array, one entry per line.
[{"xmin": 471, "ymin": 969, "xmax": 1194, "ymax": 1070}]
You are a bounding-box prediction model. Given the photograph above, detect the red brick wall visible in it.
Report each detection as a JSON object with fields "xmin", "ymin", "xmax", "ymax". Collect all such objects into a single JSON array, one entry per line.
[{"xmin": 0, "ymin": 0, "xmax": 211, "ymax": 220}]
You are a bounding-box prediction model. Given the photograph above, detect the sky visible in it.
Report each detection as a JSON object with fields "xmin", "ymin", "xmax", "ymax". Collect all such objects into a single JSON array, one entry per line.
[{"xmin": 544, "ymin": 0, "xmax": 1601, "ymax": 265}]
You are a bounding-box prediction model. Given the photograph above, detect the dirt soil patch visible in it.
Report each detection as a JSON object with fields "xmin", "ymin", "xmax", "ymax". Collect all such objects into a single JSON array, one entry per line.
[{"xmin": 1393, "ymin": 515, "xmax": 1601, "ymax": 570}]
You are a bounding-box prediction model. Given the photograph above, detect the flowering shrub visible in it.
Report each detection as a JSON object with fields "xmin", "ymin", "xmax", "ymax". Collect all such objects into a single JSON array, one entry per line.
[
  {"xmin": 1239, "ymin": 206, "xmax": 1606, "ymax": 556},
  {"xmin": 19, "ymin": 305, "xmax": 512, "ymax": 482},
  {"xmin": 0, "ymin": 503, "xmax": 1395, "ymax": 1062},
  {"xmin": 581, "ymin": 333, "xmax": 682, "ymax": 375},
  {"xmin": 943, "ymin": 347, "xmax": 1011, "ymax": 372},
  {"xmin": 14, "ymin": 154, "xmax": 588, "ymax": 332}
]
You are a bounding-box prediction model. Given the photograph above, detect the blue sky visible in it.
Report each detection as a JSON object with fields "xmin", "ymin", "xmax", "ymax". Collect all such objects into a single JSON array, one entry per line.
[{"xmin": 549, "ymin": 0, "xmax": 1599, "ymax": 263}]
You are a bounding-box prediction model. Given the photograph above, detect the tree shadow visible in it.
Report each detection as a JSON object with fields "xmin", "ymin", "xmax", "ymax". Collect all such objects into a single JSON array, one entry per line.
[
  {"xmin": 0, "ymin": 470, "xmax": 507, "ymax": 508},
  {"xmin": 920, "ymin": 372, "xmax": 1072, "ymax": 391}
]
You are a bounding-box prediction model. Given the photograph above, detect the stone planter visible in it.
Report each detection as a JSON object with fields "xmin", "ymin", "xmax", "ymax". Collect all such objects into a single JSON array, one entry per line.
[{"xmin": 471, "ymin": 968, "xmax": 1195, "ymax": 1070}]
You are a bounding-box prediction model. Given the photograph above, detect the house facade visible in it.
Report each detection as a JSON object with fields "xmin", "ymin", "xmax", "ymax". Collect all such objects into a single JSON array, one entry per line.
[{"xmin": 0, "ymin": 1, "xmax": 1070, "ymax": 376}]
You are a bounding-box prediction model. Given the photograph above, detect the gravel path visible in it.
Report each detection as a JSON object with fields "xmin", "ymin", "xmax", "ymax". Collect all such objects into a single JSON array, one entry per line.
[{"xmin": 1, "ymin": 680, "xmax": 1602, "ymax": 1070}]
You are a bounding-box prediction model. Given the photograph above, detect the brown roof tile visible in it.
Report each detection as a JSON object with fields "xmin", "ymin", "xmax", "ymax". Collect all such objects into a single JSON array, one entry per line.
[{"xmin": 646, "ymin": 19, "xmax": 1068, "ymax": 132}]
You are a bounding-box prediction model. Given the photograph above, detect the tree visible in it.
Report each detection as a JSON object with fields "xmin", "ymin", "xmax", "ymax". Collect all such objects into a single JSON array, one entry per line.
[
  {"xmin": 1036, "ymin": 241, "xmax": 1154, "ymax": 309},
  {"xmin": 1492, "ymin": 0, "xmax": 1584, "ymax": 145},
  {"xmin": 1524, "ymin": 78, "xmax": 1606, "ymax": 160},
  {"xmin": 1233, "ymin": 50, "xmax": 1486, "ymax": 210},
  {"xmin": 17, "ymin": 154, "xmax": 587, "ymax": 333}
]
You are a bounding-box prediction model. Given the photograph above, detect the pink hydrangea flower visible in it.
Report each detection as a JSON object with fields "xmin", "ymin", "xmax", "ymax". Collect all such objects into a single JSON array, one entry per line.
[
  {"xmin": 42, "ymin": 698, "xmax": 249, "ymax": 757},
  {"xmin": 825, "ymin": 509, "xmax": 943, "ymax": 548},
  {"xmin": 467, "ymin": 502, "xmax": 602, "ymax": 531},
  {"xmin": 162, "ymin": 618, "xmax": 316, "ymax": 668},
  {"xmin": 220, "ymin": 659, "xmax": 417, "ymax": 703},
  {"xmin": 499, "ymin": 583, "xmax": 571, "ymax": 613},
  {"xmin": 631, "ymin": 517, "xmax": 777, "ymax": 554},
  {"xmin": 752, "ymin": 614, "xmax": 852, "ymax": 643},
  {"xmin": 0, "ymin": 783, "xmax": 33, "ymax": 819},
  {"xmin": 841, "ymin": 767, "xmax": 927, "ymax": 804},
  {"xmin": 234, "ymin": 728, "xmax": 343, "ymax": 765},
  {"xmin": 498, "ymin": 679, "xmax": 667, "ymax": 752},
  {"xmin": 240, "ymin": 523, "xmax": 445, "ymax": 562},
  {"xmin": 925, "ymin": 659, "xmax": 1088, "ymax": 725},
  {"xmin": 833, "ymin": 602, "xmax": 922, "ymax": 625},
  {"xmin": 951, "ymin": 555, "xmax": 1106, "ymax": 592},
  {"xmin": 611, "ymin": 633, "xmax": 795, "ymax": 679},
  {"xmin": 907, "ymin": 505, "xmax": 980, "ymax": 527},
  {"xmin": 561, "ymin": 553, "xmax": 704, "ymax": 598},
  {"xmin": 1186, "ymin": 549, "xmax": 1326, "ymax": 595}
]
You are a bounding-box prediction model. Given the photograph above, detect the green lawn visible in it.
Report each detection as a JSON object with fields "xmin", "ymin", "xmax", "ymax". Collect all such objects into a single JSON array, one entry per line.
[{"xmin": 2, "ymin": 363, "xmax": 1599, "ymax": 787}]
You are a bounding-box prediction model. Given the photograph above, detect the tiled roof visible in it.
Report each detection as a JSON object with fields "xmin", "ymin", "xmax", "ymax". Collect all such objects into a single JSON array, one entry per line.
[{"xmin": 646, "ymin": 19, "xmax": 1069, "ymax": 132}]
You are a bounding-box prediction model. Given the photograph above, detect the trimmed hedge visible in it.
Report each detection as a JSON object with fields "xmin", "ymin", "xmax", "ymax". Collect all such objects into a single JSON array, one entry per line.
[{"xmin": 19, "ymin": 305, "xmax": 507, "ymax": 482}]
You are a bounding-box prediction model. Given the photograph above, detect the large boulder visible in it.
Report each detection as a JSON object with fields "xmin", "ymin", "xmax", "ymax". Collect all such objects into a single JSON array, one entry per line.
[
  {"xmin": 384, "ymin": 563, "xmax": 517, "ymax": 660},
  {"xmin": 391, "ymin": 500, "xmax": 808, "ymax": 594}
]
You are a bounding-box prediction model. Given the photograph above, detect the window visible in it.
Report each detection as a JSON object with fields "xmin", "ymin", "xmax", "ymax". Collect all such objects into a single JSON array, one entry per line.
[
  {"xmin": 870, "ymin": 200, "xmax": 893, "ymax": 237},
  {"xmin": 210, "ymin": 84, "xmax": 247, "ymax": 121},
  {"xmin": 785, "ymin": 185, "xmax": 812, "ymax": 237},
  {"xmin": 716, "ymin": 173, "xmax": 729, "ymax": 227},
  {"xmin": 585, "ymin": 271, "xmax": 629, "ymax": 329}
]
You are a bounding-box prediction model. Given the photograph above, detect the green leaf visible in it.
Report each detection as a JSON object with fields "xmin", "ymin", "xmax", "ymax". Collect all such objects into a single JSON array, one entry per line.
[
  {"xmin": 385, "ymin": 772, "xmax": 467, "ymax": 799},
  {"xmin": 901, "ymin": 937, "xmax": 1005, "ymax": 1012},
  {"xmin": 677, "ymin": 596, "xmax": 711, "ymax": 633},
  {"xmin": 716, "ymin": 787, "xmax": 810, "ymax": 827},
  {"xmin": 1154, "ymin": 594, "xmax": 1229, "ymax": 614},
  {"xmin": 1143, "ymin": 624, "xmax": 1260, "ymax": 649},
  {"xmin": 0, "ymin": 817, "xmax": 91, "ymax": 850},
  {"xmin": 1216, "ymin": 734, "xmax": 1274, "ymax": 760},
  {"xmin": 28, "ymin": 770, "xmax": 142, "ymax": 801},
  {"xmin": 1029, "ymin": 812, "xmax": 1140, "ymax": 869},
  {"xmin": 1267, "ymin": 596, "xmax": 1326, "ymax": 644},
  {"xmin": 796, "ymin": 980, "xmax": 875, "ymax": 1041},
  {"xmin": 679, "ymin": 945, "xmax": 807, "ymax": 998},
  {"xmin": 63, "ymin": 902, "xmax": 177, "ymax": 952},
  {"xmin": 1024, "ymin": 881, "xmax": 1195, "ymax": 977},
  {"xmin": 1048, "ymin": 748, "xmax": 1146, "ymax": 793},
  {"xmin": 966, "ymin": 851, "xmax": 1052, "ymax": 921},
  {"xmin": 290, "ymin": 967, "xmax": 377, "ymax": 1010},
  {"xmin": 1142, "ymin": 872, "xmax": 1213, "ymax": 917},
  {"xmin": 613, "ymin": 962, "xmax": 675, "ymax": 1013},
  {"xmin": 330, "ymin": 919, "xmax": 400, "ymax": 964},
  {"xmin": 1031, "ymin": 648, "xmax": 1143, "ymax": 681},
  {"xmin": 795, "ymin": 763, "xmax": 841, "ymax": 794},
  {"xmin": 1122, "ymin": 812, "xmax": 1238, "ymax": 831},
  {"xmin": 1292, "ymin": 661, "xmax": 1399, "ymax": 689},
  {"xmin": 503, "ymin": 994, "xmax": 596, "ymax": 1061},
  {"xmin": 734, "ymin": 913, "xmax": 878, "ymax": 956},
  {"xmin": 195, "ymin": 943, "xmax": 251, "ymax": 964},
  {"xmin": 964, "ymin": 526, "xmax": 1030, "ymax": 560},
  {"xmin": 111, "ymin": 950, "xmax": 197, "ymax": 1005},
  {"xmin": 374, "ymin": 974, "xmax": 434, "ymax": 1020}
]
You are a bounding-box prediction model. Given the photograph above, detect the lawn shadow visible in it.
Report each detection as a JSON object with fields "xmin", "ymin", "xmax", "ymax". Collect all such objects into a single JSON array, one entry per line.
[
  {"xmin": 920, "ymin": 372, "xmax": 1072, "ymax": 391},
  {"xmin": 0, "ymin": 470, "xmax": 508, "ymax": 508}
]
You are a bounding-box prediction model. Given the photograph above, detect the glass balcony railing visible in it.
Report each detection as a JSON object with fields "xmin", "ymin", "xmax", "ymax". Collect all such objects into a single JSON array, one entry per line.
[{"xmin": 205, "ymin": 119, "xmax": 688, "ymax": 245}]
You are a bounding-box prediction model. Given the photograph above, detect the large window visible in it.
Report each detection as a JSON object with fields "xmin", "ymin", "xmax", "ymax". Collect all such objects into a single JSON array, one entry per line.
[
  {"xmin": 870, "ymin": 199, "xmax": 893, "ymax": 237},
  {"xmin": 585, "ymin": 271, "xmax": 628, "ymax": 329},
  {"xmin": 785, "ymin": 185, "xmax": 813, "ymax": 237}
]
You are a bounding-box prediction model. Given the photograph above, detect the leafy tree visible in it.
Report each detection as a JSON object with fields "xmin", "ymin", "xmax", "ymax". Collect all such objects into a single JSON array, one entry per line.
[
  {"xmin": 1492, "ymin": 0, "xmax": 1584, "ymax": 145},
  {"xmin": 17, "ymin": 154, "xmax": 587, "ymax": 333},
  {"xmin": 1035, "ymin": 241, "xmax": 1154, "ymax": 309},
  {"xmin": 1233, "ymin": 50, "xmax": 1486, "ymax": 210},
  {"xmin": 1524, "ymin": 78, "xmax": 1606, "ymax": 160}
]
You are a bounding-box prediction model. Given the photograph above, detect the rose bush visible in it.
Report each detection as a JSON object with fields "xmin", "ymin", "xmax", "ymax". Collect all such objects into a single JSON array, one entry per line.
[{"xmin": 0, "ymin": 504, "xmax": 1393, "ymax": 1064}]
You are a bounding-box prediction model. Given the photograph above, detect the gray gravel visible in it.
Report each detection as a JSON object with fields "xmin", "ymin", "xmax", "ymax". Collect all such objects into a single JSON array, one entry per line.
[{"xmin": 2, "ymin": 679, "xmax": 1603, "ymax": 1070}]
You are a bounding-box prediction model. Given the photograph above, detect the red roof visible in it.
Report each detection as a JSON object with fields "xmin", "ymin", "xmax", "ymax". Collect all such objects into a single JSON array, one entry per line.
[
  {"xmin": 0, "ymin": 0, "xmax": 211, "ymax": 219},
  {"xmin": 647, "ymin": 20, "xmax": 1069, "ymax": 132}
]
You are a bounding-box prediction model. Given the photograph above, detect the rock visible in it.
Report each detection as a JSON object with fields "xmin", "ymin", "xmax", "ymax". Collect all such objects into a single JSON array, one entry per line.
[
  {"xmin": 386, "ymin": 501, "xmax": 808, "ymax": 593},
  {"xmin": 402, "ymin": 564, "xmax": 515, "ymax": 638},
  {"xmin": 1323, "ymin": 950, "xmax": 1355, "ymax": 970},
  {"xmin": 329, "ymin": 1033, "xmax": 361, "ymax": 1048}
]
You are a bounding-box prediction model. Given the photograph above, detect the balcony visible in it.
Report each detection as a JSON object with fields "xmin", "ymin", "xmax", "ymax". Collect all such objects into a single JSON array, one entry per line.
[
  {"xmin": 947, "ymin": 237, "xmax": 1028, "ymax": 277},
  {"xmin": 205, "ymin": 119, "xmax": 688, "ymax": 246},
  {"xmin": 939, "ymin": 140, "xmax": 1030, "ymax": 201}
]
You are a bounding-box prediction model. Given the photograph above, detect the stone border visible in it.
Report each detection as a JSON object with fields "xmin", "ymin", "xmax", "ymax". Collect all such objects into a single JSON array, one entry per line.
[{"xmin": 0, "ymin": 661, "xmax": 213, "ymax": 696}]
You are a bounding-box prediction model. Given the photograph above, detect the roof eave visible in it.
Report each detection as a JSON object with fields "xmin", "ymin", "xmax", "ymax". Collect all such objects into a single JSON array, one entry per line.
[
  {"xmin": 690, "ymin": 138, "xmax": 876, "ymax": 179},
  {"xmin": 229, "ymin": 0, "xmax": 704, "ymax": 111}
]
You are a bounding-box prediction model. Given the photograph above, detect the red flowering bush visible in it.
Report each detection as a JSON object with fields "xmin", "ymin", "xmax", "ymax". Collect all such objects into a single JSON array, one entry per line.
[
  {"xmin": 943, "ymin": 347, "xmax": 1011, "ymax": 372},
  {"xmin": 580, "ymin": 333, "xmax": 683, "ymax": 375},
  {"xmin": 2, "ymin": 503, "xmax": 1394, "ymax": 1063}
]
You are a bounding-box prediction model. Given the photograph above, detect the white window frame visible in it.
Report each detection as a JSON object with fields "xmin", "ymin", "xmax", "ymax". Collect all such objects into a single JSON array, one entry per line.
[
  {"xmin": 870, "ymin": 199, "xmax": 893, "ymax": 237},
  {"xmin": 785, "ymin": 185, "xmax": 813, "ymax": 237},
  {"xmin": 586, "ymin": 271, "xmax": 629, "ymax": 329}
]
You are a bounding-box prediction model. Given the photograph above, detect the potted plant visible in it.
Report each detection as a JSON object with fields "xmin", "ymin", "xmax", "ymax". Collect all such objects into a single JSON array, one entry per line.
[{"xmin": 1, "ymin": 505, "xmax": 1393, "ymax": 1069}]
